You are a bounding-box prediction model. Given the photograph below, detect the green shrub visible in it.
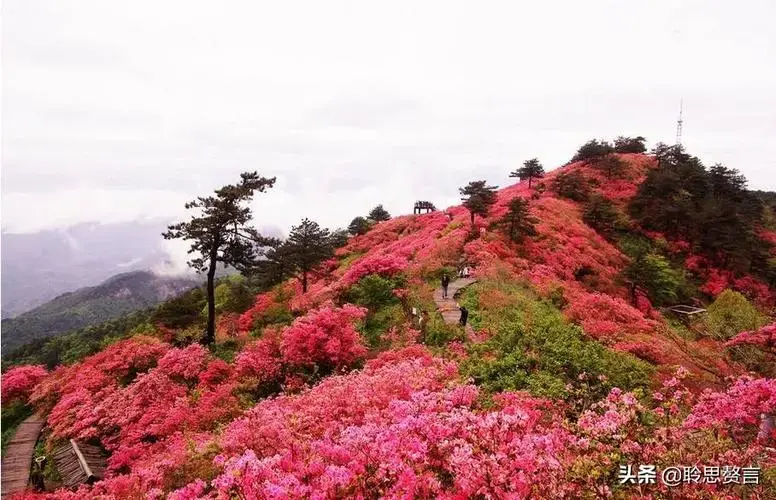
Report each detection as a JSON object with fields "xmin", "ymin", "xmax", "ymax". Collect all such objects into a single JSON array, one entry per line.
[
  {"xmin": 342, "ymin": 275, "xmax": 405, "ymax": 310},
  {"xmin": 343, "ymin": 275, "xmax": 408, "ymax": 347},
  {"xmin": 459, "ymin": 281, "xmax": 652, "ymax": 402},
  {"xmin": 704, "ymin": 289, "xmax": 766, "ymax": 340}
]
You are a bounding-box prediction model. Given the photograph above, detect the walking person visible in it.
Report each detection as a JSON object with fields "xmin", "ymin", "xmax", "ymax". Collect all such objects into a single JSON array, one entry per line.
[
  {"xmin": 441, "ymin": 274, "xmax": 450, "ymax": 299},
  {"xmin": 459, "ymin": 306, "xmax": 469, "ymax": 327}
]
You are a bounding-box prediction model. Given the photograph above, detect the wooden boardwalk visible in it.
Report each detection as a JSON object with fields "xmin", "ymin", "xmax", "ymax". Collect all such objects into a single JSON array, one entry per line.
[
  {"xmin": 433, "ymin": 277, "xmax": 477, "ymax": 328},
  {"xmin": 1, "ymin": 414, "xmax": 45, "ymax": 498}
]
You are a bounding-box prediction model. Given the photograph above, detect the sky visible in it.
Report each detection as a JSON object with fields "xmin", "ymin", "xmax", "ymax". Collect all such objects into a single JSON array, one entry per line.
[{"xmin": 3, "ymin": 0, "xmax": 776, "ymax": 240}]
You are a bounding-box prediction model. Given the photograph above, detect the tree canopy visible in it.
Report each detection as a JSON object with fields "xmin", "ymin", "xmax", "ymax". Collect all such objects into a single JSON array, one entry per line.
[
  {"xmin": 460, "ymin": 180, "xmax": 498, "ymax": 227},
  {"xmin": 551, "ymin": 171, "xmax": 591, "ymax": 202},
  {"xmin": 613, "ymin": 136, "xmax": 647, "ymax": 154},
  {"xmin": 630, "ymin": 146, "xmax": 768, "ymax": 273},
  {"xmin": 285, "ymin": 218, "xmax": 334, "ymax": 293},
  {"xmin": 510, "ymin": 158, "xmax": 545, "ymax": 188},
  {"xmin": 492, "ymin": 197, "xmax": 538, "ymax": 243},
  {"xmin": 348, "ymin": 216, "xmax": 372, "ymax": 236},
  {"xmin": 570, "ymin": 139, "xmax": 614, "ymax": 163},
  {"xmin": 163, "ymin": 172, "xmax": 275, "ymax": 344},
  {"xmin": 368, "ymin": 205, "xmax": 391, "ymax": 222}
]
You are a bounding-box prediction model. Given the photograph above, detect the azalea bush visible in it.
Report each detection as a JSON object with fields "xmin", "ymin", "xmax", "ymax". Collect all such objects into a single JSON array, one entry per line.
[{"xmin": 1, "ymin": 364, "xmax": 48, "ymax": 405}]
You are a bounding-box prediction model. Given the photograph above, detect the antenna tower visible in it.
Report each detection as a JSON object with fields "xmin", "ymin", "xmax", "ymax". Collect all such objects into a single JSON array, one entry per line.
[{"xmin": 675, "ymin": 99, "xmax": 684, "ymax": 146}]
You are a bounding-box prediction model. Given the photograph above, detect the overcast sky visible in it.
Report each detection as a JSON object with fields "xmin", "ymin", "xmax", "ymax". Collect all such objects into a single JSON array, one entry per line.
[{"xmin": 3, "ymin": 0, "xmax": 775, "ymax": 237}]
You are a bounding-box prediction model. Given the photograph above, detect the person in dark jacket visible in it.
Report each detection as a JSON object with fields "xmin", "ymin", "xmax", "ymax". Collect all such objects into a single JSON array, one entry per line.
[
  {"xmin": 459, "ymin": 306, "xmax": 468, "ymax": 327},
  {"xmin": 441, "ymin": 274, "xmax": 450, "ymax": 298}
]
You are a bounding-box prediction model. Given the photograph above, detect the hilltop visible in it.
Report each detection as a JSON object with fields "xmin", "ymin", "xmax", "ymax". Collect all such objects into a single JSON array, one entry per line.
[{"xmin": 2, "ymin": 142, "xmax": 774, "ymax": 498}]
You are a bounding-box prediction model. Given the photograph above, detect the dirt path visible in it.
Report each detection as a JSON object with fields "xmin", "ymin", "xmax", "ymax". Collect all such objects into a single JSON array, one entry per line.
[
  {"xmin": 1, "ymin": 414, "xmax": 45, "ymax": 498},
  {"xmin": 433, "ymin": 277, "xmax": 477, "ymax": 331}
]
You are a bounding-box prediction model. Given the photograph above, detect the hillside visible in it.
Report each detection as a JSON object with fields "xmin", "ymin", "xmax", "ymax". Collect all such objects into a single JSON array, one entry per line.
[
  {"xmin": 1, "ymin": 271, "xmax": 198, "ymax": 352},
  {"xmin": 1, "ymin": 220, "xmax": 175, "ymax": 318},
  {"xmin": 2, "ymin": 145, "xmax": 774, "ymax": 498}
]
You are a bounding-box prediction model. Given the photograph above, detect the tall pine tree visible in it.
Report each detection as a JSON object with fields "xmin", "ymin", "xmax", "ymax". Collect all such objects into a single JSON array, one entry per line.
[
  {"xmin": 492, "ymin": 197, "xmax": 538, "ymax": 243},
  {"xmin": 510, "ymin": 158, "xmax": 545, "ymax": 188},
  {"xmin": 459, "ymin": 180, "xmax": 498, "ymax": 228},
  {"xmin": 368, "ymin": 205, "xmax": 391, "ymax": 222},
  {"xmin": 285, "ymin": 218, "xmax": 334, "ymax": 293},
  {"xmin": 163, "ymin": 172, "xmax": 276, "ymax": 345}
]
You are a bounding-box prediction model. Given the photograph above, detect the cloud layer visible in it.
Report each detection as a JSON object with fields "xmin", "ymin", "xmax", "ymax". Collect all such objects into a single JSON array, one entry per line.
[{"xmin": 3, "ymin": 0, "xmax": 775, "ymax": 236}]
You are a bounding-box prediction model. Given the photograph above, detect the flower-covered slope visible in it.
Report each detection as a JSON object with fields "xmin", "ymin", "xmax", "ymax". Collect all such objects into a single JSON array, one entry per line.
[{"xmin": 4, "ymin": 153, "xmax": 775, "ymax": 499}]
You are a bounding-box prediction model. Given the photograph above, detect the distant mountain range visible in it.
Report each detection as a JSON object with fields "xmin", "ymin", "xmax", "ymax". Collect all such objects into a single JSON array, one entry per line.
[
  {"xmin": 1, "ymin": 219, "xmax": 179, "ymax": 318},
  {"xmin": 1, "ymin": 270, "xmax": 200, "ymax": 352}
]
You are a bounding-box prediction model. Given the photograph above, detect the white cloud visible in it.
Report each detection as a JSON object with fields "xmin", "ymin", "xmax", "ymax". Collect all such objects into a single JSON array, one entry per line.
[{"xmin": 2, "ymin": 0, "xmax": 775, "ymax": 242}]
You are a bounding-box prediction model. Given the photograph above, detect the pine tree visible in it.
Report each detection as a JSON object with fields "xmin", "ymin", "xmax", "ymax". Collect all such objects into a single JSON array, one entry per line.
[
  {"xmin": 285, "ymin": 218, "xmax": 334, "ymax": 293},
  {"xmin": 583, "ymin": 195, "xmax": 624, "ymax": 236},
  {"xmin": 510, "ymin": 158, "xmax": 545, "ymax": 188},
  {"xmin": 163, "ymin": 172, "xmax": 276, "ymax": 344},
  {"xmin": 594, "ymin": 154, "xmax": 625, "ymax": 179},
  {"xmin": 571, "ymin": 139, "xmax": 614, "ymax": 162},
  {"xmin": 624, "ymin": 253, "xmax": 683, "ymax": 306},
  {"xmin": 613, "ymin": 136, "xmax": 647, "ymax": 154},
  {"xmin": 551, "ymin": 171, "xmax": 591, "ymax": 202},
  {"xmin": 459, "ymin": 180, "xmax": 498, "ymax": 228},
  {"xmin": 492, "ymin": 197, "xmax": 538, "ymax": 243},
  {"xmin": 348, "ymin": 216, "xmax": 372, "ymax": 235},
  {"xmin": 330, "ymin": 228, "xmax": 350, "ymax": 248},
  {"xmin": 368, "ymin": 204, "xmax": 391, "ymax": 222}
]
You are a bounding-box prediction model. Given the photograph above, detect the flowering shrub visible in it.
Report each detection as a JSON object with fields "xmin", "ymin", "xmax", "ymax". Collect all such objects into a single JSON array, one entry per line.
[
  {"xmin": 339, "ymin": 253, "xmax": 409, "ymax": 287},
  {"xmin": 726, "ymin": 323, "xmax": 776, "ymax": 353},
  {"xmin": 1, "ymin": 364, "xmax": 48, "ymax": 405},
  {"xmin": 565, "ymin": 291, "xmax": 658, "ymax": 342},
  {"xmin": 280, "ymin": 303, "xmax": 367, "ymax": 371}
]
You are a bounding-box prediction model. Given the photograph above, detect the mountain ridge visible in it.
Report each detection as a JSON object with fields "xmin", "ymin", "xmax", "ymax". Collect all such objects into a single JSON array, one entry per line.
[{"xmin": 1, "ymin": 270, "xmax": 199, "ymax": 351}]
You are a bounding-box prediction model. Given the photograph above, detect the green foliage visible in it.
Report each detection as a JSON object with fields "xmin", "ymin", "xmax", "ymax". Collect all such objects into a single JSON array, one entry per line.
[
  {"xmin": 361, "ymin": 305, "xmax": 406, "ymax": 348},
  {"xmin": 551, "ymin": 171, "xmax": 591, "ymax": 202},
  {"xmin": 510, "ymin": 158, "xmax": 545, "ymax": 188},
  {"xmin": 209, "ymin": 339, "xmax": 241, "ymax": 363},
  {"xmin": 343, "ymin": 275, "xmax": 407, "ymax": 347},
  {"xmin": 491, "ymin": 197, "xmax": 538, "ymax": 243},
  {"xmin": 367, "ymin": 205, "xmax": 391, "ymax": 222},
  {"xmin": 424, "ymin": 314, "xmax": 465, "ymax": 347},
  {"xmin": 571, "ymin": 139, "xmax": 614, "ymax": 162},
  {"xmin": 625, "ymin": 253, "xmax": 684, "ymax": 306},
  {"xmin": 152, "ymin": 286, "xmax": 207, "ymax": 329},
  {"xmin": 1, "ymin": 402, "xmax": 33, "ymax": 456},
  {"xmin": 459, "ymin": 281, "xmax": 652, "ymax": 400},
  {"xmin": 613, "ymin": 135, "xmax": 647, "ymax": 154},
  {"xmin": 582, "ymin": 195, "xmax": 626, "ymax": 236},
  {"xmin": 593, "ymin": 154, "xmax": 626, "ymax": 179},
  {"xmin": 348, "ymin": 216, "xmax": 372, "ymax": 235},
  {"xmin": 630, "ymin": 145, "xmax": 769, "ymax": 275},
  {"xmin": 206, "ymin": 276, "xmax": 255, "ymax": 316},
  {"xmin": 2, "ymin": 309, "xmax": 153, "ymax": 370},
  {"xmin": 285, "ymin": 218, "xmax": 334, "ymax": 293},
  {"xmin": 343, "ymin": 275, "xmax": 404, "ymax": 310},
  {"xmin": 164, "ymin": 172, "xmax": 277, "ymax": 344},
  {"xmin": 459, "ymin": 180, "xmax": 499, "ymax": 227},
  {"xmin": 0, "ymin": 271, "xmax": 197, "ymax": 353},
  {"xmin": 704, "ymin": 289, "xmax": 766, "ymax": 340}
]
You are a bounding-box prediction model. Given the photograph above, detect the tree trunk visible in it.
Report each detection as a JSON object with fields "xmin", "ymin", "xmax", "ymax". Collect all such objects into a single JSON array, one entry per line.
[
  {"xmin": 470, "ymin": 211, "xmax": 475, "ymax": 228},
  {"xmin": 302, "ymin": 270, "xmax": 308, "ymax": 293},
  {"xmin": 528, "ymin": 177, "xmax": 532, "ymax": 189},
  {"xmin": 204, "ymin": 252, "xmax": 217, "ymax": 345}
]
